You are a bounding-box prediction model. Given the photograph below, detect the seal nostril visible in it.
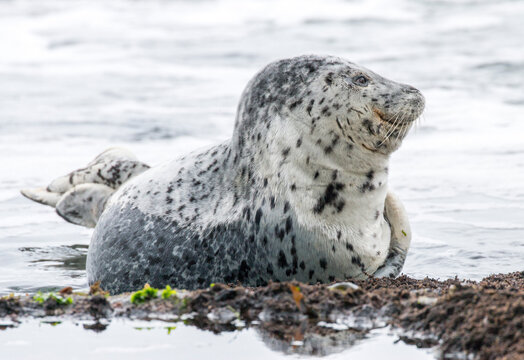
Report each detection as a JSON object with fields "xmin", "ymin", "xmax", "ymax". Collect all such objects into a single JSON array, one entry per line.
[{"xmin": 403, "ymin": 85, "xmax": 419, "ymax": 94}]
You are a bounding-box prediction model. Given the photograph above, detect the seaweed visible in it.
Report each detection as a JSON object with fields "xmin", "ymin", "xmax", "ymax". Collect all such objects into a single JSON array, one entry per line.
[
  {"xmin": 130, "ymin": 284, "xmax": 158, "ymax": 304},
  {"xmin": 33, "ymin": 291, "xmax": 73, "ymax": 306}
]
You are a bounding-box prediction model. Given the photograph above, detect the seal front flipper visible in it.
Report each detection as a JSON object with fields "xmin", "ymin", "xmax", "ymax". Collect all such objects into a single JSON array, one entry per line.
[
  {"xmin": 373, "ymin": 192, "xmax": 412, "ymax": 278},
  {"xmin": 55, "ymin": 184, "xmax": 114, "ymax": 228}
]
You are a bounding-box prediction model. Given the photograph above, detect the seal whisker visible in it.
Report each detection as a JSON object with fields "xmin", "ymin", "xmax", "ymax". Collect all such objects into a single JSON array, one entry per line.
[
  {"xmin": 398, "ymin": 115, "xmax": 411, "ymax": 141},
  {"xmin": 378, "ymin": 109, "xmax": 403, "ymax": 146},
  {"xmin": 385, "ymin": 110, "xmax": 404, "ymax": 137},
  {"xmin": 385, "ymin": 110, "xmax": 403, "ymax": 141},
  {"xmin": 394, "ymin": 115, "xmax": 407, "ymax": 142},
  {"xmin": 377, "ymin": 112, "xmax": 399, "ymax": 145}
]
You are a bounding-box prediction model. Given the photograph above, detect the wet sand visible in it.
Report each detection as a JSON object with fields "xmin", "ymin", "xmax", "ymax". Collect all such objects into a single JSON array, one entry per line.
[{"xmin": 1, "ymin": 272, "xmax": 522, "ymax": 359}]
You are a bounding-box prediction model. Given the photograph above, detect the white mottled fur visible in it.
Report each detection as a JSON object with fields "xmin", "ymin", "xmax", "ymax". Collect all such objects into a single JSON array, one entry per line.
[{"xmin": 260, "ymin": 115, "xmax": 391, "ymax": 275}]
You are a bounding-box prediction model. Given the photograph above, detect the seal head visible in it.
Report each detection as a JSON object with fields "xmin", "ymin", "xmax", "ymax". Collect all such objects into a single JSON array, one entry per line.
[{"xmin": 234, "ymin": 55, "xmax": 424, "ymax": 158}]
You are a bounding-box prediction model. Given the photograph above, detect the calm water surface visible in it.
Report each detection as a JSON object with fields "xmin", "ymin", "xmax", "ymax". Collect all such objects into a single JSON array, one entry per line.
[
  {"xmin": 0, "ymin": 0, "xmax": 523, "ymax": 357},
  {"xmin": 0, "ymin": 320, "xmax": 435, "ymax": 360}
]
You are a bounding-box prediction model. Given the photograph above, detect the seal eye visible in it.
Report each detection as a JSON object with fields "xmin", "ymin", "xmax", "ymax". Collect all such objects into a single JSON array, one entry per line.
[{"xmin": 352, "ymin": 75, "xmax": 369, "ymax": 87}]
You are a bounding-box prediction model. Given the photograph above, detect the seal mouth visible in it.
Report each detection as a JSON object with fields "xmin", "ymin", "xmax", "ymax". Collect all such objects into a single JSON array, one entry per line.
[
  {"xmin": 361, "ymin": 143, "xmax": 379, "ymax": 153},
  {"xmin": 373, "ymin": 108, "xmax": 421, "ymax": 127},
  {"xmin": 373, "ymin": 109, "xmax": 399, "ymax": 126}
]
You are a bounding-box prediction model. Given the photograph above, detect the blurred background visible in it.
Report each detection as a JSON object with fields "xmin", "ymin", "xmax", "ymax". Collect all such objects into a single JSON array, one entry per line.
[{"xmin": 1, "ymin": 0, "xmax": 523, "ymax": 295}]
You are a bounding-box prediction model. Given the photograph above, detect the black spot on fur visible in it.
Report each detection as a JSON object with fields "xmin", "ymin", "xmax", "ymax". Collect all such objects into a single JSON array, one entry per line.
[
  {"xmin": 266, "ymin": 264, "xmax": 273, "ymax": 275},
  {"xmin": 351, "ymin": 256, "xmax": 362, "ymax": 267},
  {"xmin": 313, "ymin": 182, "xmax": 345, "ymax": 214},
  {"xmin": 360, "ymin": 181, "xmax": 376, "ymax": 193},
  {"xmin": 285, "ymin": 217, "xmax": 293, "ymax": 234},
  {"xmin": 324, "ymin": 72, "xmax": 334, "ymax": 85},
  {"xmin": 306, "ymin": 99, "xmax": 314, "ymax": 116},
  {"xmin": 319, "ymin": 258, "xmax": 327, "ymax": 270},
  {"xmin": 362, "ymin": 119, "xmax": 375, "ymax": 135},
  {"xmin": 255, "ymin": 208, "xmax": 263, "ymax": 227},
  {"xmin": 288, "ymin": 99, "xmax": 303, "ymax": 111},
  {"xmin": 277, "ymin": 251, "xmax": 288, "ymax": 268},
  {"xmin": 238, "ymin": 260, "xmax": 250, "ymax": 282}
]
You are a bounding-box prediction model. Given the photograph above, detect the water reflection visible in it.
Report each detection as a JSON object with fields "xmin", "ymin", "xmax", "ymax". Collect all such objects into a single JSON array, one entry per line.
[
  {"xmin": 20, "ymin": 245, "xmax": 88, "ymax": 273},
  {"xmin": 0, "ymin": 319, "xmax": 433, "ymax": 359}
]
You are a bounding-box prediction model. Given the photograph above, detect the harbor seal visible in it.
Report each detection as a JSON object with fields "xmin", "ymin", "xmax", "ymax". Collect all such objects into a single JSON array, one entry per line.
[{"xmin": 22, "ymin": 55, "xmax": 424, "ymax": 293}]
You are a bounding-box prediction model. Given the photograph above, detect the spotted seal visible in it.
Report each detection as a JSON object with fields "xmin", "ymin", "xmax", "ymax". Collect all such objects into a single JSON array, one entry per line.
[{"xmin": 22, "ymin": 55, "xmax": 425, "ymax": 293}]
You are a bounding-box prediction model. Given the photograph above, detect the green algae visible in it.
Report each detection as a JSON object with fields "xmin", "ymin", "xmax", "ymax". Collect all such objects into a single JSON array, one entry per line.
[
  {"xmin": 130, "ymin": 284, "xmax": 158, "ymax": 304},
  {"xmin": 161, "ymin": 285, "xmax": 176, "ymax": 300},
  {"xmin": 33, "ymin": 291, "xmax": 73, "ymax": 306},
  {"xmin": 130, "ymin": 284, "xmax": 179, "ymax": 304}
]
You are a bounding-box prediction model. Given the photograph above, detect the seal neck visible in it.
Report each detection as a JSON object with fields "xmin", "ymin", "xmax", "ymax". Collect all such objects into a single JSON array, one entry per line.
[{"xmin": 257, "ymin": 116, "xmax": 391, "ymax": 240}]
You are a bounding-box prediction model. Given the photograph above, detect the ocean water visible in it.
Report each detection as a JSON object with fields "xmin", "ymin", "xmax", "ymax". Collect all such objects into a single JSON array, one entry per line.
[{"xmin": 0, "ymin": 0, "xmax": 523, "ymax": 357}]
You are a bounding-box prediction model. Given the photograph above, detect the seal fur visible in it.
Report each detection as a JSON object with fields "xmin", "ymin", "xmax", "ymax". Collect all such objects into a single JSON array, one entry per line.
[
  {"xmin": 83, "ymin": 55, "xmax": 425, "ymax": 293},
  {"xmin": 21, "ymin": 147, "xmax": 149, "ymax": 227}
]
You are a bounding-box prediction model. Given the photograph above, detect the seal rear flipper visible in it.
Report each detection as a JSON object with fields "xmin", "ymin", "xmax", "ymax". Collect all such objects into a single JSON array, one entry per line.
[
  {"xmin": 55, "ymin": 184, "xmax": 115, "ymax": 228},
  {"xmin": 46, "ymin": 147, "xmax": 150, "ymax": 193},
  {"xmin": 20, "ymin": 188, "xmax": 62, "ymax": 207},
  {"xmin": 373, "ymin": 192, "xmax": 412, "ymax": 278}
]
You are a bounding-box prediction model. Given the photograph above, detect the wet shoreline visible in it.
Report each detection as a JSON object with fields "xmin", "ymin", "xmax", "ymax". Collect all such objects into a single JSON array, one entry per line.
[{"xmin": 1, "ymin": 272, "xmax": 522, "ymax": 359}]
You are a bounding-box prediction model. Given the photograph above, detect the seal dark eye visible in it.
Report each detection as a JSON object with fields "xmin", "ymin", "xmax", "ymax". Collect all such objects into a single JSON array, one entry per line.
[{"xmin": 352, "ymin": 75, "xmax": 369, "ymax": 87}]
